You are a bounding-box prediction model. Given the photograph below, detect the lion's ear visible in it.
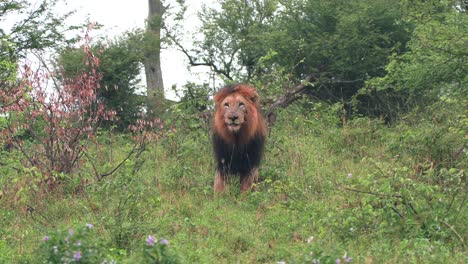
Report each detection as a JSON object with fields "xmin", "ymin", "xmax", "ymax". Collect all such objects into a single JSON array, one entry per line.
[
  {"xmin": 214, "ymin": 93, "xmax": 223, "ymax": 106},
  {"xmin": 250, "ymin": 91, "xmax": 259, "ymax": 103}
]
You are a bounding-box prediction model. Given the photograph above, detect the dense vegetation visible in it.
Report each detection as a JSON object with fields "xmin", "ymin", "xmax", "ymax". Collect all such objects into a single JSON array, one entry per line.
[
  {"xmin": 0, "ymin": 0, "xmax": 466, "ymax": 263},
  {"xmin": 1, "ymin": 104, "xmax": 466, "ymax": 263}
]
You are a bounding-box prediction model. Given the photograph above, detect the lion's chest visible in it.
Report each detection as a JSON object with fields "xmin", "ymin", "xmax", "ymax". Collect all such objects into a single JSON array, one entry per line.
[{"xmin": 213, "ymin": 133, "xmax": 264, "ymax": 175}]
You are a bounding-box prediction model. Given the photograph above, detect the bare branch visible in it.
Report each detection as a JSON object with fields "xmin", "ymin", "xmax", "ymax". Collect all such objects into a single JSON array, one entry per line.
[
  {"xmin": 441, "ymin": 220, "xmax": 466, "ymax": 248},
  {"xmin": 341, "ymin": 185, "xmax": 403, "ymax": 199},
  {"xmin": 167, "ymin": 33, "xmax": 234, "ymax": 80},
  {"xmin": 87, "ymin": 141, "xmax": 146, "ymax": 182},
  {"xmin": 266, "ymin": 74, "xmax": 316, "ymax": 117}
]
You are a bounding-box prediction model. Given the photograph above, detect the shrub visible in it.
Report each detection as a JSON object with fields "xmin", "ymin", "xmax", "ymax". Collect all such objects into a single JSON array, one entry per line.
[{"xmin": 39, "ymin": 223, "xmax": 115, "ymax": 264}]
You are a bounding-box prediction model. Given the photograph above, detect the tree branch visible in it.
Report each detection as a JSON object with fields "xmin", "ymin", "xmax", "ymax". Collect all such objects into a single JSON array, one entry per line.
[
  {"xmin": 85, "ymin": 141, "xmax": 146, "ymax": 182},
  {"xmin": 441, "ymin": 220, "xmax": 466, "ymax": 248},
  {"xmin": 266, "ymin": 73, "xmax": 316, "ymax": 118},
  {"xmin": 167, "ymin": 33, "xmax": 234, "ymax": 80}
]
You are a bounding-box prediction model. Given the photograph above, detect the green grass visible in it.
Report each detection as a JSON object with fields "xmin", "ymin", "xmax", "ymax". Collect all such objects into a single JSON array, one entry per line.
[{"xmin": 0, "ymin": 105, "xmax": 466, "ymax": 263}]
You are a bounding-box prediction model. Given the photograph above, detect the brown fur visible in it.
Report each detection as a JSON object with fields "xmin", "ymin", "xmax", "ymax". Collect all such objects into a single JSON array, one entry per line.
[{"xmin": 212, "ymin": 84, "xmax": 266, "ymax": 192}]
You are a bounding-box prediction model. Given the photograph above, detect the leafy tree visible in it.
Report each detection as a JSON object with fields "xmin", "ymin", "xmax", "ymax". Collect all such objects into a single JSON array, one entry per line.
[
  {"xmin": 0, "ymin": 37, "xmax": 18, "ymax": 109},
  {"xmin": 365, "ymin": 0, "xmax": 468, "ymax": 114},
  {"xmin": 57, "ymin": 32, "xmax": 146, "ymax": 130},
  {"xmin": 0, "ymin": 0, "xmax": 81, "ymax": 109},
  {"xmin": 1, "ymin": 31, "xmax": 117, "ymax": 177},
  {"xmin": 265, "ymin": 0, "xmax": 412, "ymax": 116},
  {"xmin": 0, "ymin": 0, "xmax": 79, "ymax": 57},
  {"xmin": 183, "ymin": 0, "xmax": 413, "ymax": 119},
  {"xmin": 172, "ymin": 0, "xmax": 278, "ymax": 81}
]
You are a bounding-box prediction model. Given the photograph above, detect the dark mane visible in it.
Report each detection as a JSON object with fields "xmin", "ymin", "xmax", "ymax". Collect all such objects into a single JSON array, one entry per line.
[{"xmin": 213, "ymin": 131, "xmax": 265, "ymax": 176}]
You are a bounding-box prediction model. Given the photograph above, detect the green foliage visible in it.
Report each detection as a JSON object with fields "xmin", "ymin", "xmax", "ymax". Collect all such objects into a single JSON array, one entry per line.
[
  {"xmin": 195, "ymin": 0, "xmax": 465, "ymax": 120},
  {"xmin": 1, "ymin": 103, "xmax": 466, "ymax": 262},
  {"xmin": 198, "ymin": 0, "xmax": 278, "ymax": 80},
  {"xmin": 57, "ymin": 32, "xmax": 146, "ymax": 130},
  {"xmin": 0, "ymin": 36, "xmax": 17, "ymax": 83},
  {"xmin": 98, "ymin": 156, "xmax": 149, "ymax": 250},
  {"xmin": 38, "ymin": 223, "xmax": 179, "ymax": 264},
  {"xmin": 196, "ymin": 0, "xmax": 413, "ymax": 118},
  {"xmin": 364, "ymin": 0, "xmax": 468, "ymax": 118},
  {"xmin": 142, "ymin": 236, "xmax": 179, "ymax": 264},
  {"xmin": 0, "ymin": 0, "xmax": 81, "ymax": 57},
  {"xmin": 39, "ymin": 224, "xmax": 114, "ymax": 263}
]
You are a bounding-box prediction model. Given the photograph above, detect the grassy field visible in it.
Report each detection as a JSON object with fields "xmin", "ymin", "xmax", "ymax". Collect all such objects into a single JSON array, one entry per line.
[{"xmin": 0, "ymin": 103, "xmax": 466, "ymax": 263}]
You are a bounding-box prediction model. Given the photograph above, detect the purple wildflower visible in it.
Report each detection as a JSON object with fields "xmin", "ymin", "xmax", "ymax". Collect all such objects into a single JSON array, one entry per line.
[
  {"xmin": 68, "ymin": 229, "xmax": 74, "ymax": 236},
  {"xmin": 336, "ymin": 258, "xmax": 341, "ymax": 264},
  {"xmin": 73, "ymin": 251, "xmax": 82, "ymax": 261},
  {"xmin": 146, "ymin": 235, "xmax": 156, "ymax": 246},
  {"xmin": 86, "ymin": 223, "xmax": 94, "ymax": 229},
  {"xmin": 160, "ymin": 239, "xmax": 168, "ymax": 245},
  {"xmin": 343, "ymin": 254, "xmax": 352, "ymax": 263},
  {"xmin": 347, "ymin": 173, "xmax": 352, "ymax": 179},
  {"xmin": 43, "ymin": 236, "xmax": 49, "ymax": 242}
]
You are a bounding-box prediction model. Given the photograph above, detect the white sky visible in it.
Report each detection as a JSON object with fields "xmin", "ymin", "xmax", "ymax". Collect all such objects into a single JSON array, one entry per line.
[{"xmin": 7, "ymin": 0, "xmax": 216, "ymax": 100}]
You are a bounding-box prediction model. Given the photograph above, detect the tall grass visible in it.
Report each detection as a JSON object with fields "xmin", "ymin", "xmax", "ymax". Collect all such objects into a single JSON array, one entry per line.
[{"xmin": 0, "ymin": 101, "xmax": 466, "ymax": 263}]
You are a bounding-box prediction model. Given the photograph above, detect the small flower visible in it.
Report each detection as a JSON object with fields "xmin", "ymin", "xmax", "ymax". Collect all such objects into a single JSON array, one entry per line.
[
  {"xmin": 306, "ymin": 236, "xmax": 314, "ymax": 243},
  {"xmin": 43, "ymin": 236, "xmax": 49, "ymax": 242},
  {"xmin": 73, "ymin": 251, "xmax": 82, "ymax": 261},
  {"xmin": 160, "ymin": 239, "xmax": 168, "ymax": 245},
  {"xmin": 68, "ymin": 229, "xmax": 74, "ymax": 236},
  {"xmin": 86, "ymin": 223, "xmax": 94, "ymax": 229},
  {"xmin": 277, "ymin": 261, "xmax": 286, "ymax": 264},
  {"xmin": 76, "ymin": 241, "xmax": 82, "ymax": 247},
  {"xmin": 343, "ymin": 253, "xmax": 352, "ymax": 263},
  {"xmin": 146, "ymin": 235, "xmax": 156, "ymax": 246},
  {"xmin": 312, "ymin": 259, "xmax": 319, "ymax": 264},
  {"xmin": 347, "ymin": 173, "xmax": 352, "ymax": 179},
  {"xmin": 336, "ymin": 258, "xmax": 341, "ymax": 264},
  {"xmin": 53, "ymin": 246, "xmax": 58, "ymax": 254}
]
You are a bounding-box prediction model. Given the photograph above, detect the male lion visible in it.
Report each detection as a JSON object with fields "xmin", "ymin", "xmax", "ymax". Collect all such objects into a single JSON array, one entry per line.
[{"xmin": 212, "ymin": 84, "xmax": 266, "ymax": 192}]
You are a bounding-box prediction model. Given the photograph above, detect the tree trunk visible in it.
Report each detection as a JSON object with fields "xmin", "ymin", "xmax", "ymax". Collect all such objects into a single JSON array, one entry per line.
[{"xmin": 145, "ymin": 0, "xmax": 165, "ymax": 115}]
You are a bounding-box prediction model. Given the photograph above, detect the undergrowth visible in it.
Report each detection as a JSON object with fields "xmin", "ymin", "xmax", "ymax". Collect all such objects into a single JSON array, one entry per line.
[{"xmin": 0, "ymin": 100, "xmax": 466, "ymax": 263}]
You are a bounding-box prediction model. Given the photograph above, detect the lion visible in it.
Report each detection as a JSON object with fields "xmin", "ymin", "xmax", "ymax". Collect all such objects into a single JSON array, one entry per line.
[{"xmin": 212, "ymin": 84, "xmax": 266, "ymax": 192}]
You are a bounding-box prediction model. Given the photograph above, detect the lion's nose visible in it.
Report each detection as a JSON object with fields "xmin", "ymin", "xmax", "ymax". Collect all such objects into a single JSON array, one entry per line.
[{"xmin": 228, "ymin": 115, "xmax": 239, "ymax": 122}]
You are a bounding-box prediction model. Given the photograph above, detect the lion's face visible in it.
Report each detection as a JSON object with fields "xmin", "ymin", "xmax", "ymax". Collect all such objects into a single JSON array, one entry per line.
[
  {"xmin": 213, "ymin": 84, "xmax": 264, "ymax": 145},
  {"xmin": 220, "ymin": 94, "xmax": 249, "ymax": 133}
]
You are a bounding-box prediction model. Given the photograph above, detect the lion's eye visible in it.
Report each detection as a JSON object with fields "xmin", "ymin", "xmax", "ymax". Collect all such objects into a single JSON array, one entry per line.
[
  {"xmin": 224, "ymin": 103, "xmax": 229, "ymax": 108},
  {"xmin": 239, "ymin": 102, "xmax": 245, "ymax": 108}
]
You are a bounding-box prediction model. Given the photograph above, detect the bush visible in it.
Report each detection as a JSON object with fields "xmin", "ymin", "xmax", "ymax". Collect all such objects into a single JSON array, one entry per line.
[{"xmin": 39, "ymin": 223, "xmax": 114, "ymax": 263}]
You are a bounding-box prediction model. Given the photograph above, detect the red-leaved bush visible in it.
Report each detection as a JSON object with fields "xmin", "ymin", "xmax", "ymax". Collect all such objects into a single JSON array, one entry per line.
[{"xmin": 1, "ymin": 27, "xmax": 118, "ymax": 181}]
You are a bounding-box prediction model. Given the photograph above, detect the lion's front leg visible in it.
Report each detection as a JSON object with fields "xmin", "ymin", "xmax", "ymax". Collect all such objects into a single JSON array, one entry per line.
[
  {"xmin": 214, "ymin": 169, "xmax": 226, "ymax": 193},
  {"xmin": 240, "ymin": 167, "xmax": 258, "ymax": 192}
]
